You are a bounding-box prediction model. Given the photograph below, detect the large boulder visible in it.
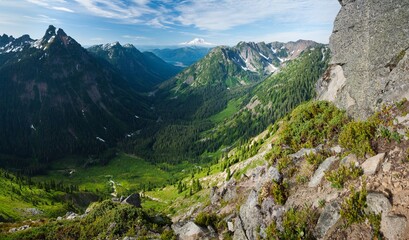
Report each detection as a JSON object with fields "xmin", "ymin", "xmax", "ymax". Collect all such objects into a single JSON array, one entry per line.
[
  {"xmin": 309, "ymin": 156, "xmax": 338, "ymax": 188},
  {"xmin": 121, "ymin": 193, "xmax": 142, "ymax": 208},
  {"xmin": 366, "ymin": 192, "xmax": 392, "ymax": 215},
  {"xmin": 234, "ymin": 190, "xmax": 262, "ymax": 240},
  {"xmin": 315, "ymin": 201, "xmax": 341, "ymax": 239},
  {"xmin": 361, "ymin": 153, "xmax": 385, "ymax": 176},
  {"xmin": 381, "ymin": 215, "xmax": 407, "ymax": 240},
  {"xmin": 172, "ymin": 221, "xmax": 208, "ymax": 240},
  {"xmin": 317, "ymin": 0, "xmax": 409, "ymax": 119}
]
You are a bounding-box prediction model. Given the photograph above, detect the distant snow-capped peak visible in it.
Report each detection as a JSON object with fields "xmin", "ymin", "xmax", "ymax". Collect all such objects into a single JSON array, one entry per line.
[{"xmin": 180, "ymin": 38, "xmax": 213, "ymax": 46}]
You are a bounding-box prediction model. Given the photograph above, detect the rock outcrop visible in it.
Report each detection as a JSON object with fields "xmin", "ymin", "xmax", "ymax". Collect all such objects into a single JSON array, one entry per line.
[
  {"xmin": 121, "ymin": 193, "xmax": 142, "ymax": 208},
  {"xmin": 309, "ymin": 156, "xmax": 338, "ymax": 188},
  {"xmin": 317, "ymin": 0, "xmax": 409, "ymax": 119},
  {"xmin": 172, "ymin": 222, "xmax": 208, "ymax": 240}
]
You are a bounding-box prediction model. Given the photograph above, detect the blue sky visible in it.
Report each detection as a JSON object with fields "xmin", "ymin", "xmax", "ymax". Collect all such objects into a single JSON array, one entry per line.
[{"xmin": 0, "ymin": 0, "xmax": 340, "ymax": 47}]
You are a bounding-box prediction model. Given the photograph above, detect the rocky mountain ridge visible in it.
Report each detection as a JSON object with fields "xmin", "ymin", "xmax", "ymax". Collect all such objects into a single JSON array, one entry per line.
[
  {"xmin": 165, "ymin": 40, "xmax": 320, "ymax": 93},
  {"xmin": 88, "ymin": 42, "xmax": 181, "ymax": 92},
  {"xmin": 0, "ymin": 25, "xmax": 154, "ymax": 169}
]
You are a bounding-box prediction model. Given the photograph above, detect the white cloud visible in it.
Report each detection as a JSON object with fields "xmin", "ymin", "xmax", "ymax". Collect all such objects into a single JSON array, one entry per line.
[
  {"xmin": 26, "ymin": 0, "xmax": 74, "ymax": 13},
  {"xmin": 74, "ymin": 0, "xmax": 156, "ymax": 23},
  {"xmin": 24, "ymin": 14, "xmax": 59, "ymax": 24},
  {"xmin": 175, "ymin": 0, "xmax": 340, "ymax": 31},
  {"xmin": 52, "ymin": 7, "xmax": 74, "ymax": 13},
  {"xmin": 234, "ymin": 29, "xmax": 333, "ymax": 45},
  {"xmin": 122, "ymin": 35, "xmax": 148, "ymax": 41}
]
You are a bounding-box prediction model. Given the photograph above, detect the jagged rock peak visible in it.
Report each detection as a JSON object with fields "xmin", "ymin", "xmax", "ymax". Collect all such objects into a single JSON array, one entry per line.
[
  {"xmin": 45, "ymin": 25, "xmax": 57, "ymax": 37},
  {"xmin": 317, "ymin": 0, "xmax": 409, "ymax": 119},
  {"xmin": 103, "ymin": 41, "xmax": 122, "ymax": 50},
  {"xmin": 123, "ymin": 43, "xmax": 135, "ymax": 49},
  {"xmin": 57, "ymin": 28, "xmax": 67, "ymax": 37}
]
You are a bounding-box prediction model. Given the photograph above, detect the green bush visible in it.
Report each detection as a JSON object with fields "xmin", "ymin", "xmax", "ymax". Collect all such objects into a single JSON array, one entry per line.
[
  {"xmin": 277, "ymin": 156, "xmax": 292, "ymax": 173},
  {"xmin": 267, "ymin": 145, "xmax": 292, "ymax": 163},
  {"xmin": 4, "ymin": 200, "xmax": 172, "ymax": 240},
  {"xmin": 270, "ymin": 180, "xmax": 289, "ymax": 205},
  {"xmin": 194, "ymin": 212, "xmax": 219, "ymax": 229},
  {"xmin": 367, "ymin": 212, "xmax": 382, "ymax": 239},
  {"xmin": 325, "ymin": 163, "xmax": 363, "ymax": 189},
  {"xmin": 279, "ymin": 101, "xmax": 348, "ymax": 150},
  {"xmin": 340, "ymin": 183, "xmax": 383, "ymax": 237},
  {"xmin": 305, "ymin": 152, "xmax": 326, "ymax": 169},
  {"xmin": 340, "ymin": 185, "xmax": 367, "ymax": 227},
  {"xmin": 339, "ymin": 121, "xmax": 376, "ymax": 157},
  {"xmin": 160, "ymin": 229, "xmax": 177, "ymax": 240},
  {"xmin": 266, "ymin": 206, "xmax": 318, "ymax": 240}
]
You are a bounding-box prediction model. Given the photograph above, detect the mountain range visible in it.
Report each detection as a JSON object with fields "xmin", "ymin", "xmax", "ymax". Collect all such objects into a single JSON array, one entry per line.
[
  {"xmin": 0, "ymin": 25, "xmax": 326, "ymax": 169},
  {"xmin": 0, "ymin": 26, "xmax": 164, "ymax": 170},
  {"xmin": 88, "ymin": 42, "xmax": 182, "ymax": 92},
  {"xmin": 3, "ymin": 1, "xmax": 409, "ymax": 239}
]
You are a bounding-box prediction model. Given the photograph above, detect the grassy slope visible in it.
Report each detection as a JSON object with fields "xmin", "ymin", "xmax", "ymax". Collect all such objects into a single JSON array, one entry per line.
[
  {"xmin": 0, "ymin": 172, "xmax": 68, "ymax": 221},
  {"xmin": 209, "ymin": 98, "xmax": 242, "ymax": 123},
  {"xmin": 142, "ymin": 128, "xmax": 274, "ymax": 216},
  {"xmin": 33, "ymin": 153, "xmax": 193, "ymax": 196}
]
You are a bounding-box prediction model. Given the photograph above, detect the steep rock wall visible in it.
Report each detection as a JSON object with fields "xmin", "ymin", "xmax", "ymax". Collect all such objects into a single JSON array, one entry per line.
[{"xmin": 317, "ymin": 0, "xmax": 409, "ymax": 119}]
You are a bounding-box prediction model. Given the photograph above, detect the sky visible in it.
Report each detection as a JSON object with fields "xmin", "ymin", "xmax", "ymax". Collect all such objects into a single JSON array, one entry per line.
[{"xmin": 0, "ymin": 0, "xmax": 341, "ymax": 47}]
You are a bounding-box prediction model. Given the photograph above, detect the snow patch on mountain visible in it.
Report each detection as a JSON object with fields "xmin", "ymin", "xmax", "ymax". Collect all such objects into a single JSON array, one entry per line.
[
  {"xmin": 180, "ymin": 38, "xmax": 213, "ymax": 46},
  {"xmin": 259, "ymin": 52, "xmax": 269, "ymax": 60}
]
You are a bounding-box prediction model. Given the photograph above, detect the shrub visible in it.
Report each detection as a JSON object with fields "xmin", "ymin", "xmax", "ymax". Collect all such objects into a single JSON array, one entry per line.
[
  {"xmin": 160, "ymin": 229, "xmax": 177, "ymax": 240},
  {"xmin": 339, "ymin": 121, "xmax": 376, "ymax": 157},
  {"xmin": 267, "ymin": 145, "xmax": 292, "ymax": 164},
  {"xmin": 270, "ymin": 180, "xmax": 289, "ymax": 205},
  {"xmin": 277, "ymin": 156, "xmax": 292, "ymax": 173},
  {"xmin": 340, "ymin": 184, "xmax": 367, "ymax": 227},
  {"xmin": 367, "ymin": 212, "xmax": 382, "ymax": 239},
  {"xmin": 266, "ymin": 206, "xmax": 318, "ymax": 240},
  {"xmin": 194, "ymin": 212, "xmax": 219, "ymax": 229},
  {"xmin": 4, "ymin": 200, "xmax": 172, "ymax": 240},
  {"xmin": 305, "ymin": 152, "xmax": 326, "ymax": 169},
  {"xmin": 325, "ymin": 163, "xmax": 363, "ymax": 189},
  {"xmin": 279, "ymin": 101, "xmax": 349, "ymax": 150}
]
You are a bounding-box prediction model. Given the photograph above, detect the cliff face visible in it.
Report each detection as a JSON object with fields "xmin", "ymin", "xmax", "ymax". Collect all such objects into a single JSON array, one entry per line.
[{"xmin": 317, "ymin": 0, "xmax": 409, "ymax": 119}]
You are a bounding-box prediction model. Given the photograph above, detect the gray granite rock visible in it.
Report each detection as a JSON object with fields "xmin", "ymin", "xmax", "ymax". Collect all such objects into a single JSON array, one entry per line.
[
  {"xmin": 381, "ymin": 215, "xmax": 407, "ymax": 240},
  {"xmin": 366, "ymin": 192, "xmax": 392, "ymax": 215},
  {"xmin": 121, "ymin": 193, "xmax": 142, "ymax": 208},
  {"xmin": 173, "ymin": 221, "xmax": 208, "ymax": 240},
  {"xmin": 309, "ymin": 156, "xmax": 338, "ymax": 188},
  {"xmin": 289, "ymin": 148, "xmax": 317, "ymax": 160},
  {"xmin": 317, "ymin": 0, "xmax": 409, "ymax": 119},
  {"xmin": 315, "ymin": 201, "xmax": 341, "ymax": 239},
  {"xmin": 340, "ymin": 154, "xmax": 358, "ymax": 166},
  {"xmin": 361, "ymin": 153, "xmax": 385, "ymax": 176}
]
